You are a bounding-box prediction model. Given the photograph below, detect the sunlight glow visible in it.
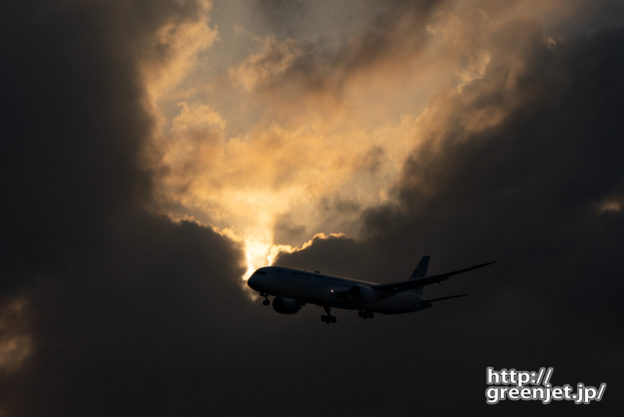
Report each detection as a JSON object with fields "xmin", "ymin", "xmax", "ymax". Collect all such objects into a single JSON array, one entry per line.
[
  {"xmin": 241, "ymin": 232, "xmax": 346, "ymax": 281},
  {"xmin": 243, "ymin": 238, "xmax": 272, "ymax": 280},
  {"xmin": 139, "ymin": 1, "xmax": 517, "ymax": 289}
]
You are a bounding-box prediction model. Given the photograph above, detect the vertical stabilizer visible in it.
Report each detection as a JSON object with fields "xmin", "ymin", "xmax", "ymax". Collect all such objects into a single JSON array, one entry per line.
[
  {"xmin": 409, "ymin": 256, "xmax": 430, "ymax": 280},
  {"xmin": 409, "ymin": 256, "xmax": 430, "ymax": 296}
]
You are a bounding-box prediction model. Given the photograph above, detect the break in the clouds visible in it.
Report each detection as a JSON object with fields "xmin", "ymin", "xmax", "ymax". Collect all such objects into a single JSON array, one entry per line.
[
  {"xmin": 1, "ymin": 0, "xmax": 624, "ymax": 416},
  {"xmin": 148, "ymin": 0, "xmax": 624, "ymax": 280},
  {"xmin": 150, "ymin": 0, "xmax": 459, "ymax": 275}
]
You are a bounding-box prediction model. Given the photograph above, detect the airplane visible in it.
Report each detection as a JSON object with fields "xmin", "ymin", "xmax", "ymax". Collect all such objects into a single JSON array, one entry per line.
[{"xmin": 247, "ymin": 256, "xmax": 496, "ymax": 324}]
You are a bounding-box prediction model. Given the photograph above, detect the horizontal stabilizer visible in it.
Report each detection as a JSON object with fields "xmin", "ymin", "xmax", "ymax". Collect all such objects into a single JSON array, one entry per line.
[{"xmin": 424, "ymin": 294, "xmax": 468, "ymax": 303}]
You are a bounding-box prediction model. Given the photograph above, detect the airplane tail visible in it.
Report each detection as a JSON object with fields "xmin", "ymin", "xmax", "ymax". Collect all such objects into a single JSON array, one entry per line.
[
  {"xmin": 409, "ymin": 256, "xmax": 430, "ymax": 296},
  {"xmin": 410, "ymin": 256, "xmax": 430, "ymax": 279}
]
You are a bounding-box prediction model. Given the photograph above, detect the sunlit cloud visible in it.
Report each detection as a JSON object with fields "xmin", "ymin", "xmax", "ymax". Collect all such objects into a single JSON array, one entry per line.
[
  {"xmin": 138, "ymin": 0, "xmax": 583, "ymax": 283},
  {"xmin": 0, "ymin": 298, "xmax": 31, "ymax": 373},
  {"xmin": 598, "ymin": 198, "xmax": 623, "ymax": 214},
  {"xmin": 229, "ymin": 36, "xmax": 301, "ymax": 92}
]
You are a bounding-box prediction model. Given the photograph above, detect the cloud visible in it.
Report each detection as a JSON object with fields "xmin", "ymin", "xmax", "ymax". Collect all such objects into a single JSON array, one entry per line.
[
  {"xmin": 231, "ymin": 0, "xmax": 442, "ymax": 102},
  {"xmin": 0, "ymin": 1, "xmax": 248, "ymax": 415},
  {"xmin": 598, "ymin": 199, "xmax": 623, "ymax": 213},
  {"xmin": 153, "ymin": 1, "xmax": 454, "ymax": 262},
  {"xmin": 2, "ymin": 0, "xmax": 624, "ymax": 416},
  {"xmin": 276, "ymin": 15, "xmax": 624, "ymax": 416},
  {"xmin": 158, "ymin": 0, "xmax": 610, "ymax": 265},
  {"xmin": 229, "ymin": 36, "xmax": 302, "ymax": 92},
  {"xmin": 273, "ymin": 214, "xmax": 307, "ymax": 245}
]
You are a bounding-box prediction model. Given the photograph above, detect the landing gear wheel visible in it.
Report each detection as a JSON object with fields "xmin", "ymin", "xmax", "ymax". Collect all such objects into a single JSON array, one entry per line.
[
  {"xmin": 321, "ymin": 314, "xmax": 337, "ymax": 324},
  {"xmin": 321, "ymin": 305, "xmax": 337, "ymax": 324},
  {"xmin": 261, "ymin": 293, "xmax": 270, "ymax": 306}
]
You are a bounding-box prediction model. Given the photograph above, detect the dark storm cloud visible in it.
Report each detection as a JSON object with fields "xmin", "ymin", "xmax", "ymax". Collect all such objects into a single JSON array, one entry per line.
[
  {"xmin": 3, "ymin": 1, "xmax": 624, "ymax": 417},
  {"xmin": 276, "ymin": 21, "xmax": 624, "ymax": 417},
  {"xmin": 0, "ymin": 0, "xmax": 202, "ymax": 294},
  {"xmin": 0, "ymin": 1, "xmax": 250, "ymax": 415}
]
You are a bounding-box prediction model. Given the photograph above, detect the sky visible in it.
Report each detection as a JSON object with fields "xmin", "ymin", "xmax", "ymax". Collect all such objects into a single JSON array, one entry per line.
[{"xmin": 1, "ymin": 0, "xmax": 624, "ymax": 416}]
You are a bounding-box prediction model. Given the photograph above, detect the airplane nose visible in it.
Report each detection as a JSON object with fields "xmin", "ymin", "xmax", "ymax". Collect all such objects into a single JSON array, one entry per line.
[{"xmin": 247, "ymin": 275, "xmax": 257, "ymax": 290}]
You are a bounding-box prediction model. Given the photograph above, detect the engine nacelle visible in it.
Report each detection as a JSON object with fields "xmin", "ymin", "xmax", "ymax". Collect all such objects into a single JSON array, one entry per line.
[
  {"xmin": 348, "ymin": 285, "xmax": 378, "ymax": 305},
  {"xmin": 272, "ymin": 297, "xmax": 302, "ymax": 314}
]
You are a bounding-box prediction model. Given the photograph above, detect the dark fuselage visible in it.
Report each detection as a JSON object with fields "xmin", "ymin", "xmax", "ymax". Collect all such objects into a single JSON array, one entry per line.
[{"xmin": 247, "ymin": 266, "xmax": 430, "ymax": 314}]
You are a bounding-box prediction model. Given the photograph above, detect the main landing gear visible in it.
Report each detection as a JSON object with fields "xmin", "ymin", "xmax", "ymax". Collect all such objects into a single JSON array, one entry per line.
[
  {"xmin": 358, "ymin": 310, "xmax": 374, "ymax": 320},
  {"xmin": 261, "ymin": 293, "xmax": 270, "ymax": 306},
  {"xmin": 321, "ymin": 305, "xmax": 337, "ymax": 324}
]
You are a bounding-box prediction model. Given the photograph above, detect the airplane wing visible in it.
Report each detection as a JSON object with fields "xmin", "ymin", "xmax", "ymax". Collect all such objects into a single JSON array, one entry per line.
[{"xmin": 372, "ymin": 261, "xmax": 496, "ymax": 299}]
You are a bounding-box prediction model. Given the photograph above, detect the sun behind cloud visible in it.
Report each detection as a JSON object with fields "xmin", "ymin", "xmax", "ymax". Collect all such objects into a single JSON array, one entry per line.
[{"xmin": 138, "ymin": 0, "xmax": 576, "ymax": 283}]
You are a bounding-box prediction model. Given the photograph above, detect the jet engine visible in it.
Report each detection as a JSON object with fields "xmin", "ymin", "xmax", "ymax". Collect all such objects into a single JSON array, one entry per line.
[
  {"xmin": 272, "ymin": 297, "xmax": 303, "ymax": 314},
  {"xmin": 348, "ymin": 285, "xmax": 377, "ymax": 305}
]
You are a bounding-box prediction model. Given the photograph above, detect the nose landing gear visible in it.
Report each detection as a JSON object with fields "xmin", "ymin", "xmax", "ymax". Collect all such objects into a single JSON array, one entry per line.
[
  {"xmin": 321, "ymin": 305, "xmax": 337, "ymax": 324},
  {"xmin": 261, "ymin": 293, "xmax": 270, "ymax": 306}
]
